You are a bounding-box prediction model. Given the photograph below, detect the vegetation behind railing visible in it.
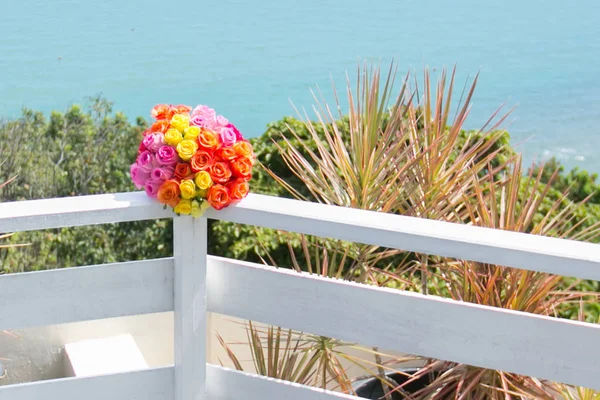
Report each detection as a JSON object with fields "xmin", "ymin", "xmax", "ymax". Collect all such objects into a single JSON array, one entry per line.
[{"xmin": 2, "ymin": 63, "xmax": 600, "ymax": 399}]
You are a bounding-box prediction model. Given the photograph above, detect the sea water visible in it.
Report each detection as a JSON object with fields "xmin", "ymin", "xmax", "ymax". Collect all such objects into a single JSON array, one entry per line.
[{"xmin": 1, "ymin": 0, "xmax": 599, "ymax": 171}]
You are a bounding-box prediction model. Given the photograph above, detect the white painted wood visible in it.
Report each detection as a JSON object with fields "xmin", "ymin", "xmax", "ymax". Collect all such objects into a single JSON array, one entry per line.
[
  {"xmin": 0, "ymin": 258, "xmax": 173, "ymax": 331},
  {"xmin": 65, "ymin": 334, "xmax": 148, "ymax": 377},
  {"xmin": 207, "ymin": 256, "xmax": 600, "ymax": 390},
  {"xmin": 206, "ymin": 364, "xmax": 359, "ymax": 400},
  {"xmin": 0, "ymin": 191, "xmax": 170, "ymax": 233},
  {"xmin": 207, "ymin": 193, "xmax": 600, "ymax": 281},
  {"xmin": 2, "ymin": 191, "xmax": 600, "ymax": 393},
  {"xmin": 2, "ymin": 192, "xmax": 599, "ymax": 280},
  {"xmin": 0, "ymin": 366, "xmax": 174, "ymax": 400},
  {"xmin": 174, "ymin": 217, "xmax": 207, "ymax": 400}
]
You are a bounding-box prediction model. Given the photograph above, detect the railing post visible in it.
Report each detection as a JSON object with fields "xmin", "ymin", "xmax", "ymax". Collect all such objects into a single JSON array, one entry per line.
[{"xmin": 173, "ymin": 216, "xmax": 207, "ymax": 400}]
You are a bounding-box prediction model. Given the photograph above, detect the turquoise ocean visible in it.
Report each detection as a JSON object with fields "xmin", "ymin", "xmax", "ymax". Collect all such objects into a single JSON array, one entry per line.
[{"xmin": 2, "ymin": 0, "xmax": 600, "ymax": 171}]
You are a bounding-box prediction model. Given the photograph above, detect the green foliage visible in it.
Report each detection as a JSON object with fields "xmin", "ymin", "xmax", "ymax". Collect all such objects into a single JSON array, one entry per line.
[
  {"xmin": 217, "ymin": 322, "xmax": 356, "ymax": 392},
  {"xmin": 0, "ymin": 97, "xmax": 173, "ymax": 272},
  {"xmin": 533, "ymin": 157, "xmax": 600, "ymax": 203},
  {"xmin": 531, "ymin": 158, "xmax": 600, "ymax": 243}
]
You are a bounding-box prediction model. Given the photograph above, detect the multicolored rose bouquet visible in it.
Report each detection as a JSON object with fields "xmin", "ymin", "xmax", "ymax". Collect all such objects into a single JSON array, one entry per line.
[{"xmin": 130, "ymin": 104, "xmax": 254, "ymax": 217}]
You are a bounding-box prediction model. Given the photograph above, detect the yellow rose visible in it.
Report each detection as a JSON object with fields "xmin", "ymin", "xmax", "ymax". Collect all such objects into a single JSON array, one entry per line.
[
  {"xmin": 164, "ymin": 128, "xmax": 183, "ymax": 146},
  {"xmin": 179, "ymin": 179, "xmax": 196, "ymax": 199},
  {"xmin": 194, "ymin": 171, "xmax": 213, "ymax": 190},
  {"xmin": 176, "ymin": 140, "xmax": 198, "ymax": 161},
  {"xmin": 197, "ymin": 188, "xmax": 208, "ymax": 198},
  {"xmin": 184, "ymin": 126, "xmax": 201, "ymax": 141},
  {"xmin": 174, "ymin": 199, "xmax": 192, "ymax": 215},
  {"xmin": 170, "ymin": 113, "xmax": 190, "ymax": 132},
  {"xmin": 190, "ymin": 200, "xmax": 211, "ymax": 217}
]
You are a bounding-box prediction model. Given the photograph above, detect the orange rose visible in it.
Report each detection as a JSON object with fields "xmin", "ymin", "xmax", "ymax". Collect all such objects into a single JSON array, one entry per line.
[
  {"xmin": 226, "ymin": 178, "xmax": 249, "ymax": 200},
  {"xmin": 207, "ymin": 184, "xmax": 231, "ymax": 210},
  {"xmin": 230, "ymin": 157, "xmax": 253, "ymax": 180},
  {"xmin": 151, "ymin": 104, "xmax": 191, "ymax": 121},
  {"xmin": 151, "ymin": 119, "xmax": 170, "ymax": 134},
  {"xmin": 174, "ymin": 163, "xmax": 192, "ymax": 180},
  {"xmin": 216, "ymin": 146, "xmax": 237, "ymax": 161},
  {"xmin": 190, "ymin": 150, "xmax": 214, "ymax": 172},
  {"xmin": 157, "ymin": 180, "xmax": 181, "ymax": 207},
  {"xmin": 151, "ymin": 104, "xmax": 170, "ymax": 120},
  {"xmin": 173, "ymin": 104, "xmax": 191, "ymax": 114},
  {"xmin": 233, "ymin": 141, "xmax": 254, "ymax": 159},
  {"xmin": 197, "ymin": 128, "xmax": 220, "ymax": 151},
  {"xmin": 209, "ymin": 161, "xmax": 232, "ymax": 184}
]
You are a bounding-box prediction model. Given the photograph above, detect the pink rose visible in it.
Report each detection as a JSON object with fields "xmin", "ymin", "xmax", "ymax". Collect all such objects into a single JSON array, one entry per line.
[
  {"xmin": 191, "ymin": 104, "xmax": 216, "ymax": 119},
  {"xmin": 136, "ymin": 150, "xmax": 156, "ymax": 173},
  {"xmin": 142, "ymin": 133, "xmax": 165, "ymax": 152},
  {"xmin": 190, "ymin": 105, "xmax": 219, "ymax": 129},
  {"xmin": 144, "ymin": 180, "xmax": 162, "ymax": 198},
  {"xmin": 227, "ymin": 123, "xmax": 243, "ymax": 141},
  {"xmin": 130, "ymin": 163, "xmax": 150, "ymax": 189},
  {"xmin": 190, "ymin": 114, "xmax": 214, "ymax": 129},
  {"xmin": 215, "ymin": 115, "xmax": 229, "ymax": 128},
  {"xmin": 218, "ymin": 126, "xmax": 237, "ymax": 147},
  {"xmin": 151, "ymin": 166, "xmax": 175, "ymax": 182},
  {"xmin": 156, "ymin": 145, "xmax": 179, "ymax": 165}
]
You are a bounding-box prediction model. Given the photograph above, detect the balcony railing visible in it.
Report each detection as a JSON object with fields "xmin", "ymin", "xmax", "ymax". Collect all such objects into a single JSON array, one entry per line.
[{"xmin": 0, "ymin": 191, "xmax": 599, "ymax": 399}]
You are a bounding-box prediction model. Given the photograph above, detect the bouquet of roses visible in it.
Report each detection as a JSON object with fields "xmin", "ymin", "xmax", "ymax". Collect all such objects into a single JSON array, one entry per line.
[{"xmin": 130, "ymin": 104, "xmax": 254, "ymax": 217}]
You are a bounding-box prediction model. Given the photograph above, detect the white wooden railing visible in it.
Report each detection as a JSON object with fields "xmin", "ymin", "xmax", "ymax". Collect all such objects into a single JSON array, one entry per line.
[{"xmin": 0, "ymin": 191, "xmax": 599, "ymax": 399}]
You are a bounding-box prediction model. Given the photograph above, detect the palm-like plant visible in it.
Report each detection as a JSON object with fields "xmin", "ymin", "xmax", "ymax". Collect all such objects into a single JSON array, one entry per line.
[
  {"xmin": 270, "ymin": 64, "xmax": 515, "ymax": 399},
  {"xmin": 218, "ymin": 322, "xmax": 359, "ymax": 392},
  {"xmin": 559, "ymin": 384, "xmax": 600, "ymax": 400},
  {"xmin": 221, "ymin": 63, "xmax": 421, "ymax": 397},
  {"xmin": 395, "ymin": 157, "xmax": 600, "ymax": 399},
  {"xmin": 442, "ymin": 156, "xmax": 600, "ymax": 311},
  {"xmin": 270, "ymin": 64, "xmax": 512, "ymax": 282},
  {"xmin": 220, "ymin": 62, "xmax": 514, "ymax": 398},
  {"xmin": 221, "ymin": 62, "xmax": 600, "ymax": 398}
]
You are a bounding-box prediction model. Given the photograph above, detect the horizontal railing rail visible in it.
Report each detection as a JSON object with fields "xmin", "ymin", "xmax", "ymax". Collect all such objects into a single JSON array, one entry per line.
[
  {"xmin": 2, "ymin": 255, "xmax": 599, "ymax": 390},
  {"xmin": 0, "ymin": 258, "xmax": 174, "ymax": 331},
  {"xmin": 0, "ymin": 191, "xmax": 599, "ymax": 398},
  {"xmin": 0, "ymin": 365, "xmax": 353, "ymax": 400},
  {"xmin": 2, "ymin": 192, "xmax": 599, "ymax": 281}
]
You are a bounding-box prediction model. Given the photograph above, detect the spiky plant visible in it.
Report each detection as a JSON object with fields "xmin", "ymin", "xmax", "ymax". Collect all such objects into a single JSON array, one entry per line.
[
  {"xmin": 267, "ymin": 64, "xmax": 512, "ymax": 292},
  {"xmin": 559, "ymin": 384, "xmax": 600, "ymax": 400},
  {"xmin": 218, "ymin": 322, "xmax": 360, "ymax": 392},
  {"xmin": 220, "ymin": 62, "xmax": 422, "ymax": 398},
  {"xmin": 219, "ymin": 62, "xmax": 515, "ymax": 398},
  {"xmin": 400, "ymin": 68, "xmax": 512, "ymax": 221},
  {"xmin": 270, "ymin": 63, "xmax": 513, "ymax": 397},
  {"xmin": 443, "ymin": 156, "xmax": 600, "ymax": 311},
  {"xmin": 393, "ymin": 157, "xmax": 600, "ymax": 399}
]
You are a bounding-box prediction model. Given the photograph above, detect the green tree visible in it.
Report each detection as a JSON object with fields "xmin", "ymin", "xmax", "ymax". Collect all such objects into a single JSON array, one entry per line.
[{"xmin": 0, "ymin": 97, "xmax": 172, "ymax": 272}]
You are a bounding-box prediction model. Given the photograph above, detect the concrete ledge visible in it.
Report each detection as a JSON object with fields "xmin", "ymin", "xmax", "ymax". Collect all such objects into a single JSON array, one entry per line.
[{"xmin": 65, "ymin": 335, "xmax": 148, "ymax": 377}]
